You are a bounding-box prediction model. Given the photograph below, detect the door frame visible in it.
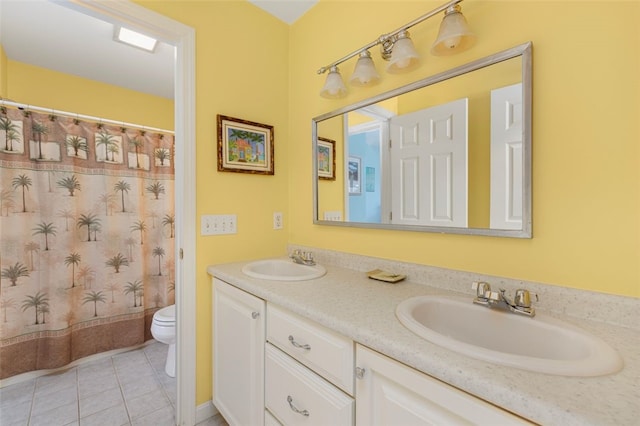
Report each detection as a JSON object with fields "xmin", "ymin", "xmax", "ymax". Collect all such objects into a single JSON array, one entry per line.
[{"xmin": 62, "ymin": 1, "xmax": 197, "ymax": 424}]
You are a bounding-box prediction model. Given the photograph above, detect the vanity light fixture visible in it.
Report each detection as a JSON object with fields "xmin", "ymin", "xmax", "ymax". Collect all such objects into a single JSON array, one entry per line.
[
  {"xmin": 319, "ymin": 66, "xmax": 348, "ymax": 99},
  {"xmin": 349, "ymin": 50, "xmax": 381, "ymax": 87},
  {"xmin": 317, "ymin": 0, "xmax": 475, "ymax": 99},
  {"xmin": 385, "ymin": 30, "xmax": 421, "ymax": 74},
  {"xmin": 114, "ymin": 26, "xmax": 158, "ymax": 52},
  {"xmin": 431, "ymin": 4, "xmax": 476, "ymax": 56}
]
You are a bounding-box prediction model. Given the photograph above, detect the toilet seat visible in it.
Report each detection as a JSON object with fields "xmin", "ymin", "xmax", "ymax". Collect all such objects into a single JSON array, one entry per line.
[{"xmin": 153, "ymin": 305, "xmax": 175, "ymax": 323}]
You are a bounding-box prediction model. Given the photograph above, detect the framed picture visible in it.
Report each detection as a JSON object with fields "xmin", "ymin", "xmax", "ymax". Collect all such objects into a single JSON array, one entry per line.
[
  {"xmin": 217, "ymin": 114, "xmax": 274, "ymax": 175},
  {"xmin": 317, "ymin": 137, "xmax": 336, "ymax": 180},
  {"xmin": 348, "ymin": 156, "xmax": 361, "ymax": 195},
  {"xmin": 365, "ymin": 166, "xmax": 375, "ymax": 192}
]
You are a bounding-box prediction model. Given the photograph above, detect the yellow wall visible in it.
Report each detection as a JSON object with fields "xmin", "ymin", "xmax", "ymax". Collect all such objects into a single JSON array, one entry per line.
[
  {"xmin": 135, "ymin": 0, "xmax": 290, "ymax": 405},
  {"xmin": 6, "ymin": 61, "xmax": 173, "ymax": 128},
  {"xmin": 289, "ymin": 1, "xmax": 639, "ymax": 298}
]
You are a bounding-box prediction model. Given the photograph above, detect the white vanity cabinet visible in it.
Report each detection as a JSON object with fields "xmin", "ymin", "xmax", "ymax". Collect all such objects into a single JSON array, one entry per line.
[
  {"xmin": 355, "ymin": 345, "xmax": 532, "ymax": 425},
  {"xmin": 212, "ymin": 276, "xmax": 532, "ymax": 426},
  {"xmin": 213, "ymin": 278, "xmax": 265, "ymax": 426}
]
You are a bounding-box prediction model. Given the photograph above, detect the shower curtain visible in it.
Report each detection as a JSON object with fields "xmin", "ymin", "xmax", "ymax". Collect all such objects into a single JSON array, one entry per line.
[{"xmin": 0, "ymin": 105, "xmax": 175, "ymax": 379}]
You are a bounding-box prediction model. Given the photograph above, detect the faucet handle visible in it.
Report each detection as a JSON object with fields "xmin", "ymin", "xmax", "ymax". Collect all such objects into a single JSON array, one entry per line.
[
  {"xmin": 472, "ymin": 281, "xmax": 491, "ymax": 299},
  {"xmin": 487, "ymin": 290, "xmax": 502, "ymax": 302},
  {"xmin": 514, "ymin": 289, "xmax": 538, "ymax": 308}
]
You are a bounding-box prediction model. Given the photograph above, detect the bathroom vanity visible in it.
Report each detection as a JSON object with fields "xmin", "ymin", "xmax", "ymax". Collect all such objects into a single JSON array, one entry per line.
[{"xmin": 208, "ymin": 248, "xmax": 639, "ymax": 425}]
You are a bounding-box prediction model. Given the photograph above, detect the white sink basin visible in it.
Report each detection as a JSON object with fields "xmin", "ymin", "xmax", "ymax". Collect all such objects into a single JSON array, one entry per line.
[
  {"xmin": 242, "ymin": 259, "xmax": 326, "ymax": 281},
  {"xmin": 396, "ymin": 295, "xmax": 623, "ymax": 376}
]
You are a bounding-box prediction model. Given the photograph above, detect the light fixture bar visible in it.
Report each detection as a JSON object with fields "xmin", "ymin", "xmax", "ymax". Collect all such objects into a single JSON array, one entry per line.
[{"xmin": 317, "ymin": 0, "xmax": 463, "ymax": 74}]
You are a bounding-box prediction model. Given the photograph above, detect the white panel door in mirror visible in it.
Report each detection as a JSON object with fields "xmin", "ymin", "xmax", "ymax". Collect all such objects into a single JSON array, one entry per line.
[
  {"xmin": 390, "ymin": 98, "xmax": 468, "ymax": 227},
  {"xmin": 490, "ymin": 83, "xmax": 523, "ymax": 230}
]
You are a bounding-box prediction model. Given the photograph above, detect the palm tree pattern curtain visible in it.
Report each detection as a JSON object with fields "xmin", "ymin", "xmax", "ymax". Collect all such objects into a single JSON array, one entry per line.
[{"xmin": 0, "ymin": 105, "xmax": 175, "ymax": 379}]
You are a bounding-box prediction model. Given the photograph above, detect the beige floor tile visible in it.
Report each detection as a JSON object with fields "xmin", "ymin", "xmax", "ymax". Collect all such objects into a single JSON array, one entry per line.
[
  {"xmin": 79, "ymin": 386, "xmax": 125, "ymax": 418},
  {"xmin": 80, "ymin": 402, "xmax": 130, "ymax": 426},
  {"xmin": 29, "ymin": 400, "xmax": 78, "ymax": 426}
]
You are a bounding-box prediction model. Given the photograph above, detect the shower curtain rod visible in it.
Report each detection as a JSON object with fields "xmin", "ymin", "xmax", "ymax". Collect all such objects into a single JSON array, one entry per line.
[{"xmin": 1, "ymin": 99, "xmax": 174, "ymax": 135}]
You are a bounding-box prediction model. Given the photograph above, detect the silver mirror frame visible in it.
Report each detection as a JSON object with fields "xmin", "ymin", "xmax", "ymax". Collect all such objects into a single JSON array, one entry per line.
[{"xmin": 312, "ymin": 42, "xmax": 532, "ymax": 238}]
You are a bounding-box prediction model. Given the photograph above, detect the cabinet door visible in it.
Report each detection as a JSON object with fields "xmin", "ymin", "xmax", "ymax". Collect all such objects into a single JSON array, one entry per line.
[
  {"xmin": 355, "ymin": 345, "xmax": 532, "ymax": 426},
  {"xmin": 213, "ymin": 278, "xmax": 265, "ymax": 426}
]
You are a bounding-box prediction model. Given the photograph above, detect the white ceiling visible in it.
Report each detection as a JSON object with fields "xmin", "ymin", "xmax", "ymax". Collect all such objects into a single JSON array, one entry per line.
[{"xmin": 0, "ymin": 0, "xmax": 317, "ymax": 100}]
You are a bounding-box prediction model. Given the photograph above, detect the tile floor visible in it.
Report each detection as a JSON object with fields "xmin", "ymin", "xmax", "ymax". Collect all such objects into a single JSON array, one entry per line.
[{"xmin": 0, "ymin": 340, "xmax": 227, "ymax": 426}]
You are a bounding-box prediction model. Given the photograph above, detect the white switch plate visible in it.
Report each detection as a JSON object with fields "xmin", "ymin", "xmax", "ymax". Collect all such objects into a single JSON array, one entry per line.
[
  {"xmin": 273, "ymin": 212, "xmax": 283, "ymax": 230},
  {"xmin": 324, "ymin": 211, "xmax": 342, "ymax": 221},
  {"xmin": 201, "ymin": 214, "xmax": 237, "ymax": 235}
]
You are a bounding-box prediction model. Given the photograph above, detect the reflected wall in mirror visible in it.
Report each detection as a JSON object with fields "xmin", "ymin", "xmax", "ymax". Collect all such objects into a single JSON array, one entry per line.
[{"xmin": 313, "ymin": 42, "xmax": 532, "ymax": 238}]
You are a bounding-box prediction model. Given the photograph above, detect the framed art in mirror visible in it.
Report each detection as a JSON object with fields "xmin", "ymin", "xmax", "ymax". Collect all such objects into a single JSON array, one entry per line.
[
  {"xmin": 317, "ymin": 137, "xmax": 336, "ymax": 180},
  {"xmin": 348, "ymin": 156, "xmax": 361, "ymax": 195},
  {"xmin": 217, "ymin": 114, "xmax": 274, "ymax": 175}
]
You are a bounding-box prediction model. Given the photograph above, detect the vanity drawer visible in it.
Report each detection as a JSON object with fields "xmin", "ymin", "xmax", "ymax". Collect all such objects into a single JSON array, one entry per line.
[
  {"xmin": 267, "ymin": 304, "xmax": 354, "ymax": 394},
  {"xmin": 265, "ymin": 343, "xmax": 354, "ymax": 426},
  {"xmin": 265, "ymin": 409, "xmax": 282, "ymax": 426}
]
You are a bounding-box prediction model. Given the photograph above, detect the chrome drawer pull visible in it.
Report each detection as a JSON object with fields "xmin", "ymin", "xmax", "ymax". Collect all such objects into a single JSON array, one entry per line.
[
  {"xmin": 355, "ymin": 366, "xmax": 366, "ymax": 379},
  {"xmin": 288, "ymin": 335, "xmax": 311, "ymax": 350},
  {"xmin": 251, "ymin": 311, "xmax": 260, "ymax": 319},
  {"xmin": 287, "ymin": 395, "xmax": 310, "ymax": 417}
]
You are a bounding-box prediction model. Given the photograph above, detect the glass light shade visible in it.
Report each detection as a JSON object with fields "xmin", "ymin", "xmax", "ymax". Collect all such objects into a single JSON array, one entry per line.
[
  {"xmin": 386, "ymin": 32, "xmax": 420, "ymax": 74},
  {"xmin": 320, "ymin": 66, "xmax": 347, "ymax": 99},
  {"xmin": 431, "ymin": 7, "xmax": 476, "ymax": 56},
  {"xmin": 349, "ymin": 51, "xmax": 381, "ymax": 87}
]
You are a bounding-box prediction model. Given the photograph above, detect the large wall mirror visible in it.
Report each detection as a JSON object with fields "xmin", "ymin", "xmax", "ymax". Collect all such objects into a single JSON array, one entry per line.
[{"xmin": 312, "ymin": 42, "xmax": 532, "ymax": 238}]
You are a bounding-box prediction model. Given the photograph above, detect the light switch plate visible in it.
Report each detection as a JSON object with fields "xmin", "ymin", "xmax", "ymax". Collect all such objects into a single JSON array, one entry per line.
[{"xmin": 201, "ymin": 214, "xmax": 237, "ymax": 235}]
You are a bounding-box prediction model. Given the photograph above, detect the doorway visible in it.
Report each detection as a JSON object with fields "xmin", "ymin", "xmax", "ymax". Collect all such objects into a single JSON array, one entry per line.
[{"xmin": 62, "ymin": 2, "xmax": 197, "ymax": 424}]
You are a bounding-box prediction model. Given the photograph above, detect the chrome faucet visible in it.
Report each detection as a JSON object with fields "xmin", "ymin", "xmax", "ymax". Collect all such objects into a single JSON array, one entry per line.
[
  {"xmin": 471, "ymin": 281, "xmax": 538, "ymax": 317},
  {"xmin": 290, "ymin": 249, "xmax": 316, "ymax": 266}
]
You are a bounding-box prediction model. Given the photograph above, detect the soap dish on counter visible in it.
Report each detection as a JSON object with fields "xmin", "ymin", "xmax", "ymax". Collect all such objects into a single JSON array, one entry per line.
[{"xmin": 367, "ymin": 269, "xmax": 406, "ymax": 283}]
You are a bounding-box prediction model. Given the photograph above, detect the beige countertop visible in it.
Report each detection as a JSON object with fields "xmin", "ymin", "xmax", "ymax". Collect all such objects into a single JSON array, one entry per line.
[{"xmin": 208, "ymin": 251, "xmax": 639, "ymax": 426}]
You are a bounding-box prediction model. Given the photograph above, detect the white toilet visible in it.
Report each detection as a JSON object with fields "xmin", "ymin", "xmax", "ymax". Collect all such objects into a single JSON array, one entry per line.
[{"xmin": 151, "ymin": 304, "xmax": 176, "ymax": 377}]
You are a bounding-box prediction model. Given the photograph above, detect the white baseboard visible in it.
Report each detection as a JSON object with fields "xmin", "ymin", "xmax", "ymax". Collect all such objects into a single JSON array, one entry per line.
[{"xmin": 196, "ymin": 400, "xmax": 220, "ymax": 424}]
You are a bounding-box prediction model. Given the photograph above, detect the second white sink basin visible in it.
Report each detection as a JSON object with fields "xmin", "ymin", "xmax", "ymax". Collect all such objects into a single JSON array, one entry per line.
[
  {"xmin": 242, "ymin": 259, "xmax": 326, "ymax": 281},
  {"xmin": 396, "ymin": 295, "xmax": 623, "ymax": 377}
]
